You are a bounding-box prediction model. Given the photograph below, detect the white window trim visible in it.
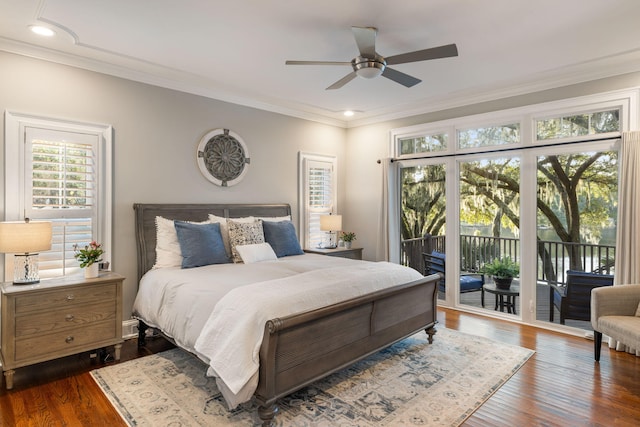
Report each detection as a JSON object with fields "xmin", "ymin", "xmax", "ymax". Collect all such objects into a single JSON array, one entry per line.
[
  {"xmin": 298, "ymin": 151, "xmax": 338, "ymax": 249},
  {"xmin": 3, "ymin": 110, "xmax": 113, "ymax": 281},
  {"xmin": 391, "ymin": 88, "xmax": 639, "ymax": 159}
]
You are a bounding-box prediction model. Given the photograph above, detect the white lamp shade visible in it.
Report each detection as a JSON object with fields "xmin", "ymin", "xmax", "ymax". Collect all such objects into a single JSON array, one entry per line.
[
  {"xmin": 0, "ymin": 221, "xmax": 53, "ymax": 253},
  {"xmin": 320, "ymin": 214, "xmax": 342, "ymax": 231}
]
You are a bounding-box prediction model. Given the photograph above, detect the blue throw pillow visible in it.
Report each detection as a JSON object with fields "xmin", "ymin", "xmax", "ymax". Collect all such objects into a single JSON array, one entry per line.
[
  {"xmin": 262, "ymin": 220, "xmax": 304, "ymax": 258},
  {"xmin": 174, "ymin": 221, "xmax": 230, "ymax": 268}
]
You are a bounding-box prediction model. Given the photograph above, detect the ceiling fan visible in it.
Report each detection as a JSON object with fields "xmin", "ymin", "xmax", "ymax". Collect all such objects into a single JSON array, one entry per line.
[{"xmin": 285, "ymin": 26, "xmax": 458, "ymax": 90}]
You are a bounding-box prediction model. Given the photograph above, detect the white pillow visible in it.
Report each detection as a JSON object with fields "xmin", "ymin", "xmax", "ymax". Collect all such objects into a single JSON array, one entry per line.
[
  {"xmin": 235, "ymin": 243, "xmax": 278, "ymax": 264},
  {"xmin": 256, "ymin": 215, "xmax": 291, "ymax": 222},
  {"xmin": 153, "ymin": 216, "xmax": 210, "ymax": 269},
  {"xmin": 208, "ymin": 214, "xmax": 255, "ymax": 256}
]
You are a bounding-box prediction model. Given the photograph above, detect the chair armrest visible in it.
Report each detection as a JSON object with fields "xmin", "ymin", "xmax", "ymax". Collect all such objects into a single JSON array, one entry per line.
[
  {"xmin": 549, "ymin": 283, "xmax": 565, "ymax": 297},
  {"xmin": 591, "ymin": 284, "xmax": 640, "ymax": 329}
]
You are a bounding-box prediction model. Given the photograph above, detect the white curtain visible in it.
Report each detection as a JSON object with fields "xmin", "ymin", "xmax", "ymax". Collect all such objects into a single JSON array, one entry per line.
[
  {"xmin": 610, "ymin": 131, "xmax": 640, "ymax": 355},
  {"xmin": 376, "ymin": 158, "xmax": 398, "ymax": 262}
]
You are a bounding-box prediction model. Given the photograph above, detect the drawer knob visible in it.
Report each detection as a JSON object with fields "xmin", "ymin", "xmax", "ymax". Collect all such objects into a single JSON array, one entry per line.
[
  {"xmin": 65, "ymin": 314, "xmax": 75, "ymax": 321},
  {"xmin": 65, "ymin": 336, "xmax": 74, "ymax": 343},
  {"xmin": 66, "ymin": 294, "xmax": 75, "ymax": 301}
]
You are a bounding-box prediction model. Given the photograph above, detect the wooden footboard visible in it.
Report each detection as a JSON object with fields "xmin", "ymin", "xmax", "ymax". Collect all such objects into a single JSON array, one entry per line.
[{"xmin": 254, "ymin": 273, "xmax": 439, "ymax": 426}]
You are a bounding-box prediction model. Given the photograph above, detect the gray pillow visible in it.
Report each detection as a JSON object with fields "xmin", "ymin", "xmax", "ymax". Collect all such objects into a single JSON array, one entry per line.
[
  {"xmin": 174, "ymin": 221, "xmax": 230, "ymax": 268},
  {"xmin": 263, "ymin": 220, "xmax": 304, "ymax": 257}
]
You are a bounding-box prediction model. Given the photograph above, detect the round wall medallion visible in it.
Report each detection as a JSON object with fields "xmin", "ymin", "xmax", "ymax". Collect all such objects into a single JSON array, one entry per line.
[{"xmin": 197, "ymin": 128, "xmax": 250, "ymax": 187}]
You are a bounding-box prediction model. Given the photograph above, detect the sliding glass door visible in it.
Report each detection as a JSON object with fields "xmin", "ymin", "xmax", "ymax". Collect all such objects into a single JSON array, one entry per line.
[
  {"xmin": 535, "ymin": 148, "xmax": 618, "ymax": 329},
  {"xmin": 400, "ymin": 162, "xmax": 447, "ymax": 301},
  {"xmin": 458, "ymin": 156, "xmax": 521, "ymax": 314}
]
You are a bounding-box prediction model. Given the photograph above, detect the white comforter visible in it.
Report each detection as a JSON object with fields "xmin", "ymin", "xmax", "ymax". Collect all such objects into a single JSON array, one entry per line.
[{"xmin": 132, "ymin": 254, "xmax": 423, "ymax": 408}]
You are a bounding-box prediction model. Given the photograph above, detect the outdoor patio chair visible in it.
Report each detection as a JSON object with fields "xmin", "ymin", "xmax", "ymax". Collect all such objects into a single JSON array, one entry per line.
[
  {"xmin": 549, "ymin": 270, "xmax": 614, "ymax": 324},
  {"xmin": 423, "ymin": 250, "xmax": 485, "ymax": 307}
]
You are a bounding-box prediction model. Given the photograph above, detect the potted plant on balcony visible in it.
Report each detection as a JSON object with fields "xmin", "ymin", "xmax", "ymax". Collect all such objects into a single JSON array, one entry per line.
[
  {"xmin": 341, "ymin": 231, "xmax": 356, "ymax": 249},
  {"xmin": 482, "ymin": 257, "xmax": 519, "ymax": 289}
]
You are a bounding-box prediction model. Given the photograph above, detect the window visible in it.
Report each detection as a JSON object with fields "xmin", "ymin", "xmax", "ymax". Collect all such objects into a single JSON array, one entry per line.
[
  {"xmin": 535, "ymin": 108, "xmax": 620, "ymax": 141},
  {"xmin": 4, "ymin": 112, "xmax": 112, "ymax": 280},
  {"xmin": 457, "ymin": 123, "xmax": 520, "ymax": 149},
  {"xmin": 391, "ymin": 90, "xmax": 632, "ymax": 332},
  {"xmin": 298, "ymin": 152, "xmax": 337, "ymax": 249},
  {"xmin": 399, "ymin": 133, "xmax": 448, "ymax": 155}
]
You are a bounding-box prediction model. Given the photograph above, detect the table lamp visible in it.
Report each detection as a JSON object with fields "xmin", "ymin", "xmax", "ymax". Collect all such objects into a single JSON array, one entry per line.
[
  {"xmin": 319, "ymin": 214, "xmax": 342, "ymax": 249},
  {"xmin": 0, "ymin": 219, "xmax": 52, "ymax": 284}
]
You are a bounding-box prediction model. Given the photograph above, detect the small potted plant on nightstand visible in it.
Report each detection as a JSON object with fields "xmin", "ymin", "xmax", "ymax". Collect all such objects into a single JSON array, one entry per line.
[
  {"xmin": 482, "ymin": 257, "xmax": 519, "ymax": 289},
  {"xmin": 74, "ymin": 241, "xmax": 104, "ymax": 278},
  {"xmin": 341, "ymin": 231, "xmax": 356, "ymax": 249}
]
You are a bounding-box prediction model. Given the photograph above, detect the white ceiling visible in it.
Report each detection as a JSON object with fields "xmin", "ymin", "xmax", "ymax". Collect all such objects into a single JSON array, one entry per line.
[{"xmin": 2, "ymin": 0, "xmax": 640, "ymax": 127}]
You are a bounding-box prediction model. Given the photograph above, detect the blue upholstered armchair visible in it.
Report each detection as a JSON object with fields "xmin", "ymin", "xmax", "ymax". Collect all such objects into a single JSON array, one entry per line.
[
  {"xmin": 423, "ymin": 250, "xmax": 485, "ymax": 307},
  {"xmin": 550, "ymin": 270, "xmax": 614, "ymax": 324}
]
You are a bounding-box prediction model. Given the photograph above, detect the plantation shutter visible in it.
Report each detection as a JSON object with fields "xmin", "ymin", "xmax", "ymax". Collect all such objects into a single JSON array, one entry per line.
[
  {"xmin": 24, "ymin": 127, "xmax": 99, "ymax": 278},
  {"xmin": 303, "ymin": 156, "xmax": 337, "ymax": 249}
]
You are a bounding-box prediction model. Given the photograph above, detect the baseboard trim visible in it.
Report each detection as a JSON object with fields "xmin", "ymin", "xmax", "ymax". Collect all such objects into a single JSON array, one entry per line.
[{"xmin": 122, "ymin": 319, "xmax": 139, "ymax": 340}]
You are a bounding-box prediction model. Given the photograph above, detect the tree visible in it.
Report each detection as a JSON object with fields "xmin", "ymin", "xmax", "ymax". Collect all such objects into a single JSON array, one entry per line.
[{"xmin": 402, "ymin": 152, "xmax": 617, "ymax": 280}]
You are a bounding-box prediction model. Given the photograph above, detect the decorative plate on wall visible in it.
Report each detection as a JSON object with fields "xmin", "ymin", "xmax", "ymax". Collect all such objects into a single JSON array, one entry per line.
[{"xmin": 197, "ymin": 128, "xmax": 250, "ymax": 187}]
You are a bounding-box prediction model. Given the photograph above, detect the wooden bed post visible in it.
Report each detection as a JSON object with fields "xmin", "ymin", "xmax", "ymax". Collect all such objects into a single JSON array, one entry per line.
[
  {"xmin": 426, "ymin": 325, "xmax": 437, "ymax": 344},
  {"xmin": 137, "ymin": 320, "xmax": 149, "ymax": 348},
  {"xmin": 258, "ymin": 404, "xmax": 279, "ymax": 427}
]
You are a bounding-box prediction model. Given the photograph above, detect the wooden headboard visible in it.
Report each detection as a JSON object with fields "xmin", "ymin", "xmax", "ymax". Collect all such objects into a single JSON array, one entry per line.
[{"xmin": 133, "ymin": 203, "xmax": 292, "ymax": 281}]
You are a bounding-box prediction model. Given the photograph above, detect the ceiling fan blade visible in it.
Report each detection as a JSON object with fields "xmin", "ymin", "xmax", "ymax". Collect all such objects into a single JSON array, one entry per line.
[
  {"xmin": 385, "ymin": 43, "xmax": 458, "ymax": 65},
  {"xmin": 326, "ymin": 72, "xmax": 357, "ymax": 90},
  {"xmin": 382, "ymin": 67, "xmax": 421, "ymax": 88},
  {"xmin": 352, "ymin": 26, "xmax": 377, "ymax": 57},
  {"xmin": 286, "ymin": 60, "xmax": 351, "ymax": 66}
]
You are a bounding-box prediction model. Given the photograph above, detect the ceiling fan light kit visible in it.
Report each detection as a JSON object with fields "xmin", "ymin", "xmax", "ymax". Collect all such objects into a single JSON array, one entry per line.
[
  {"xmin": 352, "ymin": 56, "xmax": 385, "ymax": 79},
  {"xmin": 286, "ymin": 26, "xmax": 458, "ymax": 90}
]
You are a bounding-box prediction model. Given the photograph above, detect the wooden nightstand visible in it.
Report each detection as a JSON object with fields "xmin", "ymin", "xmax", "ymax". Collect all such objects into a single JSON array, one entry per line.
[
  {"xmin": 0, "ymin": 272, "xmax": 124, "ymax": 389},
  {"xmin": 304, "ymin": 247, "xmax": 363, "ymax": 260}
]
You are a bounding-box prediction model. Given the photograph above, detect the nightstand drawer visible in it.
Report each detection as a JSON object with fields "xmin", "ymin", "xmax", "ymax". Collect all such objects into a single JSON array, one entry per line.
[
  {"xmin": 15, "ymin": 300, "xmax": 117, "ymax": 338},
  {"xmin": 14, "ymin": 282, "xmax": 116, "ymax": 314},
  {"xmin": 15, "ymin": 320, "xmax": 118, "ymax": 362}
]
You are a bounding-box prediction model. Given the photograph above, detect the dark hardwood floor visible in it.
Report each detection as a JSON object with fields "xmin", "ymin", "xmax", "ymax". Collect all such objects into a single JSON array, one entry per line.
[{"xmin": 1, "ymin": 308, "xmax": 639, "ymax": 426}]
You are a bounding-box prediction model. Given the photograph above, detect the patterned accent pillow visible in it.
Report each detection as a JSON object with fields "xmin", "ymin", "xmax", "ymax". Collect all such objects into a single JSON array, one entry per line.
[
  {"xmin": 228, "ymin": 219, "xmax": 265, "ymax": 263},
  {"xmin": 208, "ymin": 215, "xmax": 256, "ymax": 257}
]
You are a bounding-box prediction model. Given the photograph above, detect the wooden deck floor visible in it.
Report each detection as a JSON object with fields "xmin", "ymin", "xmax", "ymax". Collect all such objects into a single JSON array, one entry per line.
[
  {"xmin": 450, "ymin": 282, "xmax": 592, "ymax": 330},
  {"xmin": 1, "ymin": 308, "xmax": 638, "ymax": 426}
]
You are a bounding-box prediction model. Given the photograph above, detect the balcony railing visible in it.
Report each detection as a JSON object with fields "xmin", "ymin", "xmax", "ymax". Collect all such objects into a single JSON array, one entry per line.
[{"xmin": 401, "ymin": 234, "xmax": 615, "ymax": 285}]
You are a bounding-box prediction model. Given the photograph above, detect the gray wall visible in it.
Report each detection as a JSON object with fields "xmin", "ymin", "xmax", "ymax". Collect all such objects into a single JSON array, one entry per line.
[{"xmin": 0, "ymin": 51, "xmax": 347, "ymax": 316}]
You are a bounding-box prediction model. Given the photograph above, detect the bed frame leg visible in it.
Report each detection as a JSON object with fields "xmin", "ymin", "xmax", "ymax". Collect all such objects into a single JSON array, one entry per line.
[
  {"xmin": 425, "ymin": 325, "xmax": 437, "ymax": 344},
  {"xmin": 138, "ymin": 321, "xmax": 148, "ymax": 348},
  {"xmin": 258, "ymin": 403, "xmax": 279, "ymax": 427}
]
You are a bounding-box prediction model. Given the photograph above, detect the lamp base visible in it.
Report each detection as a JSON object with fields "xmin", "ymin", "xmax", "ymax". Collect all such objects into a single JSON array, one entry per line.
[{"xmin": 13, "ymin": 253, "xmax": 40, "ymax": 285}]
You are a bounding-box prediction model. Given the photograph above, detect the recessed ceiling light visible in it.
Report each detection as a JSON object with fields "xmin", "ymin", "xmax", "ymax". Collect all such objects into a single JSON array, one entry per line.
[
  {"xmin": 29, "ymin": 25, "xmax": 55, "ymax": 37},
  {"xmin": 343, "ymin": 110, "xmax": 355, "ymax": 117}
]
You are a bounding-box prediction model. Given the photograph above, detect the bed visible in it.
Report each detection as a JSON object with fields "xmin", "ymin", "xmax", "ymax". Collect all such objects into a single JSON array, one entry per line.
[{"xmin": 132, "ymin": 203, "xmax": 439, "ymax": 426}]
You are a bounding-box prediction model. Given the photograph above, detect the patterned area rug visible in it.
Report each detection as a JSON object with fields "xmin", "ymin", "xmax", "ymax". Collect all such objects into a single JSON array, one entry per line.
[{"xmin": 91, "ymin": 327, "xmax": 533, "ymax": 426}]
